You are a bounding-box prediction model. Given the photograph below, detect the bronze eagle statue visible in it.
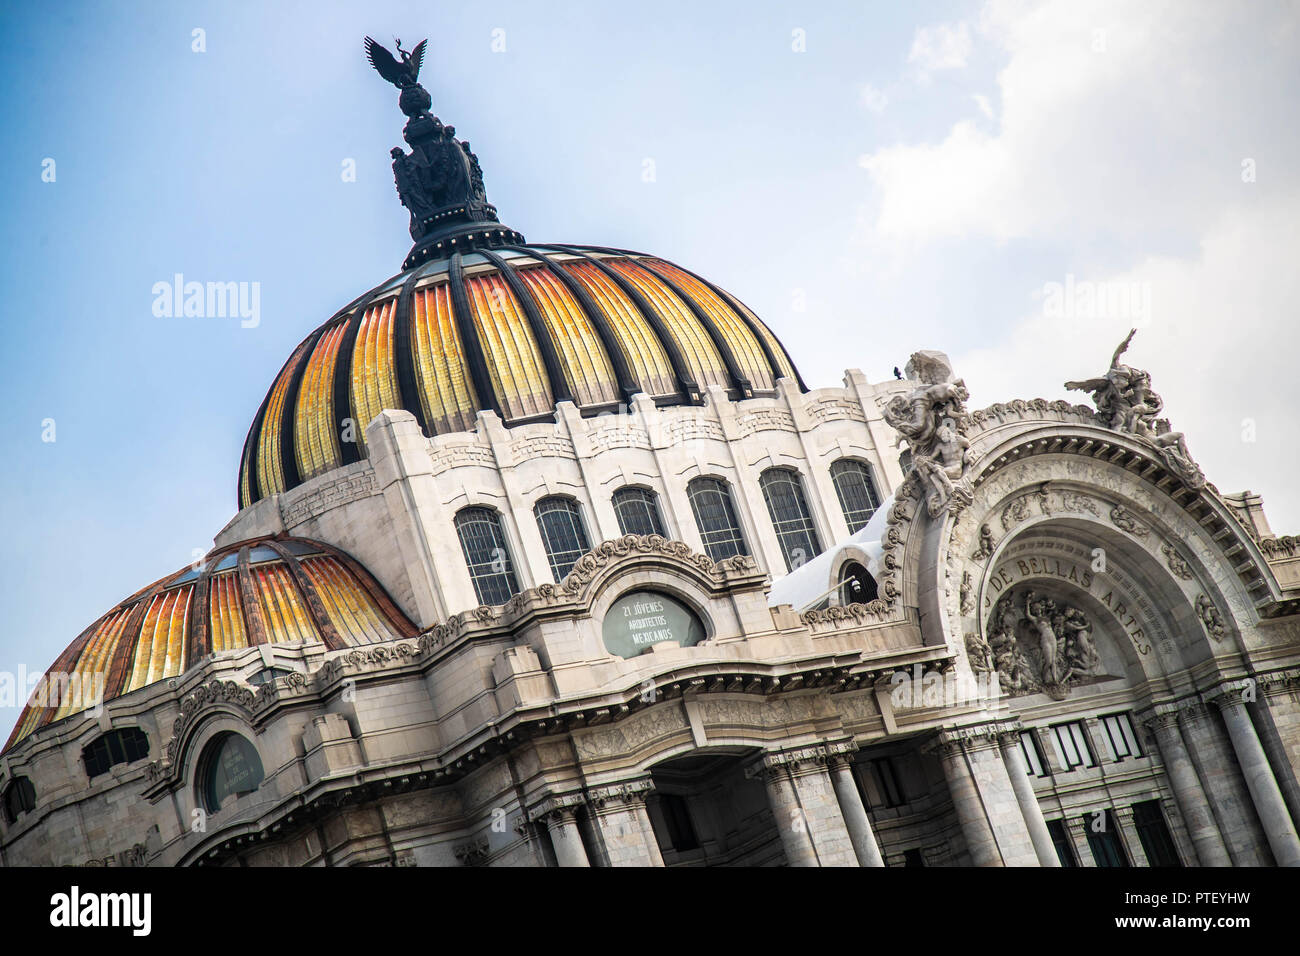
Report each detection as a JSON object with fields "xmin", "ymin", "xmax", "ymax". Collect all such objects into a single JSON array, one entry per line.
[{"xmin": 364, "ymin": 36, "xmax": 427, "ymax": 89}]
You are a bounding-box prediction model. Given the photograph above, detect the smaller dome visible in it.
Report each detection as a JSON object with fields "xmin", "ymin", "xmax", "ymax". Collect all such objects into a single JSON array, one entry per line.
[{"xmin": 5, "ymin": 537, "xmax": 417, "ymax": 752}]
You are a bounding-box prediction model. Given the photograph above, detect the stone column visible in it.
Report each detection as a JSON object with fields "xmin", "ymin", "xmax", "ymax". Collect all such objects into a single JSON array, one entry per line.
[
  {"xmin": 1143, "ymin": 710, "xmax": 1232, "ymax": 866},
  {"xmin": 1066, "ymin": 817, "xmax": 1097, "ymax": 867},
  {"xmin": 932, "ymin": 725, "xmax": 1040, "ymax": 867},
  {"xmin": 761, "ymin": 765, "xmax": 820, "ymax": 867},
  {"xmin": 540, "ymin": 806, "xmax": 591, "ymax": 868},
  {"xmin": 1210, "ymin": 682, "xmax": 1300, "ymax": 867},
  {"xmin": 1113, "ymin": 805, "xmax": 1150, "ymax": 867},
  {"xmin": 1178, "ymin": 699, "xmax": 1272, "ymax": 865},
  {"xmin": 997, "ymin": 731, "xmax": 1060, "ymax": 867},
  {"xmin": 828, "ymin": 757, "xmax": 885, "ymax": 867},
  {"xmin": 587, "ymin": 781, "xmax": 665, "ymax": 867}
]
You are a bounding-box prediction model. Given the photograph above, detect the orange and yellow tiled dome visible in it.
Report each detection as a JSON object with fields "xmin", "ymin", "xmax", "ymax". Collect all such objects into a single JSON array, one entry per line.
[
  {"xmin": 4, "ymin": 537, "xmax": 417, "ymax": 752},
  {"xmin": 238, "ymin": 244, "xmax": 805, "ymax": 508}
]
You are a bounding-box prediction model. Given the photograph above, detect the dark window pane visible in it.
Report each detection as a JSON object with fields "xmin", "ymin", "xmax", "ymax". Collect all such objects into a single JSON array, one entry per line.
[
  {"xmin": 1084, "ymin": 810, "xmax": 1130, "ymax": 867},
  {"xmin": 902, "ymin": 849, "xmax": 925, "ymax": 867},
  {"xmin": 82, "ymin": 728, "xmax": 150, "ymax": 779},
  {"xmin": 687, "ymin": 478, "xmax": 749, "ymax": 561},
  {"xmin": 759, "ymin": 468, "xmax": 822, "ymax": 571},
  {"xmin": 1046, "ymin": 819, "xmax": 1077, "ymax": 866},
  {"xmin": 830, "ymin": 459, "xmax": 882, "ymax": 532},
  {"xmin": 455, "ymin": 507, "xmax": 521, "ymax": 605},
  {"xmin": 1133, "ymin": 800, "xmax": 1182, "ymax": 867},
  {"xmin": 657, "ymin": 794, "xmax": 699, "ymax": 852},
  {"xmin": 2, "ymin": 777, "xmax": 36, "ymax": 823},
  {"xmin": 535, "ymin": 497, "xmax": 591, "ymax": 583},
  {"xmin": 612, "ymin": 487, "xmax": 666, "ymax": 537}
]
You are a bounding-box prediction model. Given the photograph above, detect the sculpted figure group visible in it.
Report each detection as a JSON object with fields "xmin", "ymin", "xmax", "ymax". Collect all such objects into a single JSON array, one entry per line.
[
  {"xmin": 884, "ymin": 351, "xmax": 975, "ymax": 517},
  {"xmin": 1065, "ymin": 329, "xmax": 1205, "ymax": 489},
  {"xmin": 977, "ymin": 589, "xmax": 1103, "ymax": 699}
]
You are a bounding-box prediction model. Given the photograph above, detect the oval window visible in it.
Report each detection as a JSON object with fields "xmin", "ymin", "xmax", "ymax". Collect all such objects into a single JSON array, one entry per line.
[
  {"xmin": 198, "ymin": 733, "xmax": 264, "ymax": 813},
  {"xmin": 602, "ymin": 591, "xmax": 706, "ymax": 659}
]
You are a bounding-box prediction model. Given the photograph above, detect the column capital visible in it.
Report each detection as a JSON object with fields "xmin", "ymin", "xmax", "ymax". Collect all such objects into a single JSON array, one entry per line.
[
  {"xmin": 925, "ymin": 720, "xmax": 1023, "ymax": 756},
  {"xmin": 528, "ymin": 791, "xmax": 587, "ymax": 825},
  {"xmin": 1202, "ymin": 678, "xmax": 1257, "ymax": 709},
  {"xmin": 585, "ymin": 777, "xmax": 656, "ymax": 810},
  {"xmin": 1256, "ymin": 667, "xmax": 1300, "ymax": 697},
  {"xmin": 751, "ymin": 739, "xmax": 858, "ymax": 777}
]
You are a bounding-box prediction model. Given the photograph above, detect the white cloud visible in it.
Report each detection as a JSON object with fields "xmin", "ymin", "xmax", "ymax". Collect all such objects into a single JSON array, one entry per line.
[
  {"xmin": 860, "ymin": 83, "xmax": 889, "ymax": 113},
  {"xmin": 857, "ymin": 0, "xmax": 1300, "ymax": 530},
  {"xmin": 908, "ymin": 21, "xmax": 972, "ymax": 78}
]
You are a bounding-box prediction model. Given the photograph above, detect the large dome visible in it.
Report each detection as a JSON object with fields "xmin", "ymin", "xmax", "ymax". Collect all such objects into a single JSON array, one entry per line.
[
  {"xmin": 238, "ymin": 244, "xmax": 804, "ymax": 508},
  {"xmin": 5, "ymin": 537, "xmax": 417, "ymax": 752}
]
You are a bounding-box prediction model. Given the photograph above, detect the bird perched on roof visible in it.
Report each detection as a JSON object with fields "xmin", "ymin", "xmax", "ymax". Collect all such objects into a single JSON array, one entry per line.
[
  {"xmin": 364, "ymin": 36, "xmax": 428, "ymax": 89},
  {"xmin": 893, "ymin": 366, "xmax": 903, "ymax": 380}
]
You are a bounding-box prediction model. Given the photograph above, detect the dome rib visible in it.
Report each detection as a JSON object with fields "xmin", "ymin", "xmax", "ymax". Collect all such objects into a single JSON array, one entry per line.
[
  {"xmin": 478, "ymin": 249, "xmax": 575, "ymax": 406},
  {"xmin": 236, "ymin": 245, "xmax": 805, "ymax": 507},
  {"xmin": 331, "ymin": 299, "xmax": 370, "ymax": 468},
  {"xmin": 500, "ymin": 245, "xmax": 639, "ymax": 404},
  {"xmin": 392, "ymin": 266, "xmax": 431, "ymax": 435},
  {"xmin": 448, "ymin": 252, "xmax": 507, "ymax": 421},
  {"xmin": 537, "ymin": 246, "xmax": 701, "ymax": 404}
]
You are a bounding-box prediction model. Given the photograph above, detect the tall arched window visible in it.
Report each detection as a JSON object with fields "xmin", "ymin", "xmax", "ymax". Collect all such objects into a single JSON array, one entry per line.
[
  {"xmin": 760, "ymin": 468, "xmax": 823, "ymax": 571},
  {"xmin": 535, "ymin": 497, "xmax": 591, "ymax": 582},
  {"xmin": 830, "ymin": 459, "xmax": 882, "ymax": 532},
  {"xmin": 455, "ymin": 507, "xmax": 521, "ymax": 605},
  {"xmin": 82, "ymin": 727, "xmax": 150, "ymax": 779},
  {"xmin": 612, "ymin": 486, "xmax": 666, "ymax": 538},
  {"xmin": 687, "ymin": 477, "xmax": 748, "ymax": 562},
  {"xmin": 198, "ymin": 733, "xmax": 264, "ymax": 814},
  {"xmin": 2, "ymin": 777, "xmax": 35, "ymax": 824}
]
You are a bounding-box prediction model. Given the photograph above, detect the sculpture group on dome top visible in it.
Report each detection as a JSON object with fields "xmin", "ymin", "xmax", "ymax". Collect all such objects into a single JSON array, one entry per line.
[
  {"xmin": 1065, "ymin": 329, "xmax": 1205, "ymax": 489},
  {"xmin": 364, "ymin": 36, "xmax": 504, "ymax": 258},
  {"xmin": 884, "ymin": 350, "xmax": 975, "ymax": 517}
]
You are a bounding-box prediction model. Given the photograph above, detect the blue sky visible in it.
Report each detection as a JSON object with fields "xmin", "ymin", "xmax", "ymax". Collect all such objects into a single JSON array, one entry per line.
[{"xmin": 1, "ymin": 0, "xmax": 1296, "ymax": 742}]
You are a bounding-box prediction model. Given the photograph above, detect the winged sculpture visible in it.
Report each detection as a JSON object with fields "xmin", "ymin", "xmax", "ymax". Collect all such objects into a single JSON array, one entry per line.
[{"xmin": 364, "ymin": 36, "xmax": 428, "ymax": 89}]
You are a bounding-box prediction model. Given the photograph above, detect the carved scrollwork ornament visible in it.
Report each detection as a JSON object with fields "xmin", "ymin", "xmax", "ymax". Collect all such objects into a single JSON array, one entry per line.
[
  {"xmin": 1161, "ymin": 542, "xmax": 1195, "ymax": 581},
  {"xmin": 1195, "ymin": 593, "xmax": 1227, "ymax": 642}
]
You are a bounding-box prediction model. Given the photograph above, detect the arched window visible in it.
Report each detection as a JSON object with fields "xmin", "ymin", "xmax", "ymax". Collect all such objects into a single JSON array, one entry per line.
[
  {"xmin": 838, "ymin": 561, "xmax": 879, "ymax": 606},
  {"xmin": 535, "ymin": 497, "xmax": 591, "ymax": 582},
  {"xmin": 612, "ymin": 486, "xmax": 666, "ymax": 538},
  {"xmin": 830, "ymin": 459, "xmax": 882, "ymax": 532},
  {"xmin": 760, "ymin": 468, "xmax": 823, "ymax": 571},
  {"xmin": 687, "ymin": 477, "xmax": 748, "ymax": 562},
  {"xmin": 455, "ymin": 507, "xmax": 521, "ymax": 605},
  {"xmin": 82, "ymin": 727, "xmax": 150, "ymax": 779},
  {"xmin": 2, "ymin": 777, "xmax": 36, "ymax": 824},
  {"xmin": 198, "ymin": 733, "xmax": 264, "ymax": 813}
]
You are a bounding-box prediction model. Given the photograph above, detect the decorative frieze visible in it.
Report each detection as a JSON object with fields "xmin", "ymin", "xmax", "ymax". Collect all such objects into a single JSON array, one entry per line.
[{"xmin": 281, "ymin": 470, "xmax": 379, "ymax": 528}]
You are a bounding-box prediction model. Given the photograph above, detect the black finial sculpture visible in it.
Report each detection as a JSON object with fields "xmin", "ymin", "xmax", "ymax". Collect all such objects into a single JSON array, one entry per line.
[{"xmin": 364, "ymin": 36, "xmax": 523, "ymax": 268}]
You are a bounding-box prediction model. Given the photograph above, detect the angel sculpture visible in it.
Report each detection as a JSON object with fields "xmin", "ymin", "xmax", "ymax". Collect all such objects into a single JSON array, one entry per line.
[
  {"xmin": 1065, "ymin": 329, "xmax": 1204, "ymax": 488},
  {"xmin": 883, "ymin": 379, "xmax": 973, "ymax": 516},
  {"xmin": 364, "ymin": 36, "xmax": 428, "ymax": 89}
]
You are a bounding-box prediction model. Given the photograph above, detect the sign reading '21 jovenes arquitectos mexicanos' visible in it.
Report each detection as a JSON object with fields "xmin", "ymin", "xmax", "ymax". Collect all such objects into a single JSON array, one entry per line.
[{"xmin": 602, "ymin": 591, "xmax": 706, "ymax": 659}]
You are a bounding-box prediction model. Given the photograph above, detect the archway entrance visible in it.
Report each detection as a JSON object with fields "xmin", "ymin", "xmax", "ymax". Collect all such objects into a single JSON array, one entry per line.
[{"xmin": 647, "ymin": 748, "xmax": 785, "ymax": 866}]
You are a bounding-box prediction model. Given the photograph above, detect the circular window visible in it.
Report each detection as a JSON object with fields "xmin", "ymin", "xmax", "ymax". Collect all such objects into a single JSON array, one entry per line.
[
  {"xmin": 602, "ymin": 590, "xmax": 707, "ymax": 659},
  {"xmin": 198, "ymin": 733, "xmax": 264, "ymax": 813}
]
